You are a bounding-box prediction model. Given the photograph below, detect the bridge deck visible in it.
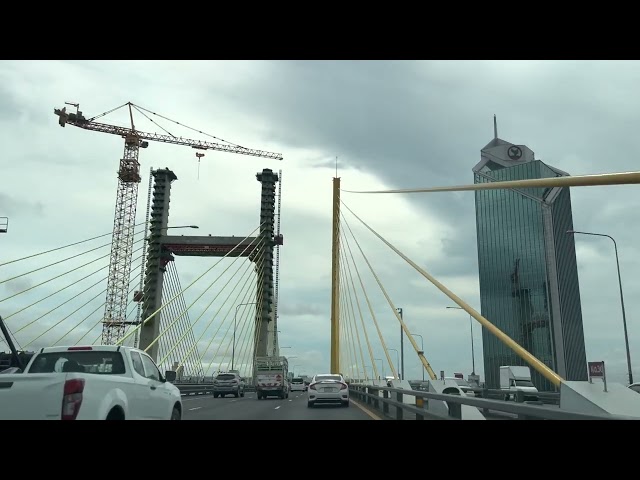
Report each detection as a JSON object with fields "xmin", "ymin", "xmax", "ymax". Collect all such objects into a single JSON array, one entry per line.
[{"xmin": 182, "ymin": 391, "xmax": 381, "ymax": 420}]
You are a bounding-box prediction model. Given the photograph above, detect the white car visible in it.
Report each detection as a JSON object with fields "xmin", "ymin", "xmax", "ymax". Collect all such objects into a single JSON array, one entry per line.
[
  {"xmin": 290, "ymin": 377, "xmax": 306, "ymax": 392},
  {"xmin": 307, "ymin": 373, "xmax": 349, "ymax": 407}
]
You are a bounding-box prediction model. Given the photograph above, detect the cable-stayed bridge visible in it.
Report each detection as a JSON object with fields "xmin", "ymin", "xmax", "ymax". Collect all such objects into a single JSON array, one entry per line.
[{"xmin": 2, "ymin": 103, "xmax": 640, "ymax": 420}]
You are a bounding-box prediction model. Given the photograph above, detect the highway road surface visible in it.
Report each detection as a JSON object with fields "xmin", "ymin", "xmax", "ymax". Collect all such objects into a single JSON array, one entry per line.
[{"xmin": 182, "ymin": 391, "xmax": 381, "ymax": 420}]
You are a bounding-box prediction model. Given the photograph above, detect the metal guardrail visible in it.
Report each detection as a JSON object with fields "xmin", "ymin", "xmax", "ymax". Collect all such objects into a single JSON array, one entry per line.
[{"xmin": 349, "ymin": 384, "xmax": 636, "ymax": 420}]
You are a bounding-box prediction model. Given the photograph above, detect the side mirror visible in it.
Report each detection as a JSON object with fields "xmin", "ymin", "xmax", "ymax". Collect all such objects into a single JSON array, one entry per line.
[{"xmin": 165, "ymin": 370, "xmax": 177, "ymax": 382}]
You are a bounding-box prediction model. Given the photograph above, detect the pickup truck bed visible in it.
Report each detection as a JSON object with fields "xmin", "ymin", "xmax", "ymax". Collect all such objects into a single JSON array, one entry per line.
[{"xmin": 0, "ymin": 345, "xmax": 183, "ymax": 420}]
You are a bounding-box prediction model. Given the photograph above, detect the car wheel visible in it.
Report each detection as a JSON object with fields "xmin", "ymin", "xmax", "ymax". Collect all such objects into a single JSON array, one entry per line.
[
  {"xmin": 342, "ymin": 400, "xmax": 350, "ymax": 408},
  {"xmin": 171, "ymin": 406, "xmax": 181, "ymax": 420},
  {"xmin": 307, "ymin": 401, "xmax": 314, "ymax": 408}
]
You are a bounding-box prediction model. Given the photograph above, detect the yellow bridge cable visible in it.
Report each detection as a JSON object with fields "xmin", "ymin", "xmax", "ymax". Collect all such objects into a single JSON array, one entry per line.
[
  {"xmin": 224, "ymin": 283, "xmax": 261, "ymax": 372},
  {"xmin": 204, "ymin": 281, "xmax": 259, "ymax": 377},
  {"xmin": 171, "ymin": 242, "xmax": 264, "ymax": 368},
  {"xmin": 87, "ymin": 288, "xmax": 146, "ymax": 347},
  {"xmin": 233, "ymin": 302, "xmax": 259, "ymax": 375},
  {"xmin": 3, "ymin": 263, "xmax": 111, "ymax": 321},
  {"xmin": 160, "ymin": 263, "xmax": 201, "ymax": 374},
  {"xmin": 341, "ymin": 170, "xmax": 640, "ymax": 195},
  {"xmin": 203, "ymin": 254, "xmax": 264, "ymax": 375},
  {"xmin": 17, "ymin": 252, "xmax": 142, "ymax": 343},
  {"xmin": 339, "ymin": 260, "xmax": 358, "ymax": 380},
  {"xmin": 116, "ymin": 223, "xmax": 263, "ymax": 346},
  {"xmin": 161, "ymin": 241, "xmax": 263, "ymax": 368},
  {"xmin": 0, "ymin": 223, "xmax": 148, "ymax": 268},
  {"xmin": 340, "ymin": 243, "xmax": 368, "ymax": 381},
  {"xmin": 0, "ymin": 240, "xmax": 116, "ymax": 285},
  {"xmin": 199, "ymin": 250, "xmax": 264, "ymax": 376},
  {"xmin": 14, "ymin": 275, "xmax": 107, "ymax": 337},
  {"xmin": 219, "ymin": 289, "xmax": 256, "ymax": 372},
  {"xmin": 0, "ymin": 238, "xmax": 146, "ymax": 304},
  {"xmin": 55, "ymin": 268, "xmax": 143, "ymax": 345},
  {"xmin": 156, "ymin": 266, "xmax": 193, "ymax": 372},
  {"xmin": 339, "ymin": 287, "xmax": 355, "ymax": 380},
  {"xmin": 342, "ymin": 208, "xmax": 436, "ymax": 380},
  {"xmin": 149, "ymin": 236, "xmax": 263, "ymax": 358},
  {"xmin": 339, "ymin": 222, "xmax": 395, "ymax": 380},
  {"xmin": 341, "ymin": 199, "xmax": 564, "ymax": 387},
  {"xmin": 340, "ymin": 232, "xmax": 377, "ymax": 381}
]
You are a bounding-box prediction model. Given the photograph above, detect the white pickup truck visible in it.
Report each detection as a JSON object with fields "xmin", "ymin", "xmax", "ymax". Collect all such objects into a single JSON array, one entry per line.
[{"xmin": 0, "ymin": 345, "xmax": 183, "ymax": 420}]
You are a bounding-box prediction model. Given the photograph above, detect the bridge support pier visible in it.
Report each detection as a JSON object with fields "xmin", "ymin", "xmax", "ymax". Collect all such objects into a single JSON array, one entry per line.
[
  {"xmin": 330, "ymin": 176, "xmax": 340, "ymax": 374},
  {"xmin": 254, "ymin": 169, "xmax": 278, "ymax": 359},
  {"xmin": 139, "ymin": 168, "xmax": 177, "ymax": 361}
]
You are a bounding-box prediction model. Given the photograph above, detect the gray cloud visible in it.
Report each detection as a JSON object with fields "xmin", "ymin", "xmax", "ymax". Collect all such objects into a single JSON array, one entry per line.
[{"xmin": 1, "ymin": 60, "xmax": 639, "ymax": 385}]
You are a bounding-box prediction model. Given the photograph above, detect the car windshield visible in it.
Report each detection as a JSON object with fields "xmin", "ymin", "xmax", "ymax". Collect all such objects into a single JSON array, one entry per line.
[
  {"xmin": 216, "ymin": 374, "xmax": 236, "ymax": 380},
  {"xmin": 315, "ymin": 375, "xmax": 342, "ymax": 382},
  {"xmin": 28, "ymin": 351, "xmax": 126, "ymax": 375},
  {"xmin": 455, "ymin": 379, "xmax": 470, "ymax": 387}
]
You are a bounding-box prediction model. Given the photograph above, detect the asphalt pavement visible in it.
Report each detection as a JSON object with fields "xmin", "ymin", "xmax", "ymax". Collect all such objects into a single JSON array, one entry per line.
[{"xmin": 182, "ymin": 391, "xmax": 381, "ymax": 420}]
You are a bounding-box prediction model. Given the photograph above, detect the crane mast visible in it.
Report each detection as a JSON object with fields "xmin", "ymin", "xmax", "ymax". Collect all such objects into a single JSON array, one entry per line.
[
  {"xmin": 102, "ymin": 128, "xmax": 142, "ymax": 344},
  {"xmin": 54, "ymin": 102, "xmax": 283, "ymax": 345}
]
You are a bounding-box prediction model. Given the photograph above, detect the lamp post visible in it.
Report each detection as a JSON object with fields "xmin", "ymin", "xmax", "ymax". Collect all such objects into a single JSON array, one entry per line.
[
  {"xmin": 397, "ymin": 307, "xmax": 404, "ymax": 380},
  {"xmin": 568, "ymin": 229, "xmax": 633, "ymax": 385},
  {"xmin": 364, "ymin": 365, "xmax": 372, "ymax": 381},
  {"xmin": 388, "ymin": 348, "xmax": 400, "ymax": 380},
  {"xmin": 232, "ymin": 302, "xmax": 256, "ymax": 370},
  {"xmin": 374, "ymin": 358, "xmax": 384, "ymax": 379},
  {"xmin": 446, "ymin": 306, "xmax": 476, "ymax": 375},
  {"xmin": 411, "ymin": 333, "xmax": 425, "ymax": 382}
]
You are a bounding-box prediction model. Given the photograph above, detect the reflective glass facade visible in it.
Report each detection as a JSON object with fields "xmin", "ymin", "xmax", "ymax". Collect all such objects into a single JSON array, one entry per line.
[{"xmin": 474, "ymin": 155, "xmax": 587, "ymax": 392}]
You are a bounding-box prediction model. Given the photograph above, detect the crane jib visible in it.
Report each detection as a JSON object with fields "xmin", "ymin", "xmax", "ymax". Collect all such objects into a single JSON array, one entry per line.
[{"xmin": 54, "ymin": 107, "xmax": 283, "ymax": 161}]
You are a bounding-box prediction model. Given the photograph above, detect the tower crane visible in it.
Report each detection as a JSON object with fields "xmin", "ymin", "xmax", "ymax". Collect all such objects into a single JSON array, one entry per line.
[{"xmin": 54, "ymin": 102, "xmax": 283, "ymax": 345}]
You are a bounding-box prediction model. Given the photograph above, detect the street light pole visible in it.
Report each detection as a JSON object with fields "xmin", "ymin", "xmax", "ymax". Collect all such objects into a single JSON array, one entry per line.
[
  {"xmin": 374, "ymin": 358, "xmax": 384, "ymax": 379},
  {"xmin": 388, "ymin": 348, "xmax": 400, "ymax": 379},
  {"xmin": 568, "ymin": 230, "xmax": 633, "ymax": 385},
  {"xmin": 233, "ymin": 302, "xmax": 257, "ymax": 371},
  {"xmin": 411, "ymin": 333, "xmax": 425, "ymax": 382},
  {"xmin": 446, "ymin": 306, "xmax": 476, "ymax": 375},
  {"xmin": 397, "ymin": 307, "xmax": 404, "ymax": 380}
]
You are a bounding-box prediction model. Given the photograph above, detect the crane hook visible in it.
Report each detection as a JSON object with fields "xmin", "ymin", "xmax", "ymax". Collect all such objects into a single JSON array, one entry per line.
[{"xmin": 195, "ymin": 152, "xmax": 205, "ymax": 180}]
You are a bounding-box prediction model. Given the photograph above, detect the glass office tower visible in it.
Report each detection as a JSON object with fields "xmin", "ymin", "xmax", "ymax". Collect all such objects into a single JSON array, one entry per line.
[{"xmin": 473, "ymin": 131, "xmax": 588, "ymax": 391}]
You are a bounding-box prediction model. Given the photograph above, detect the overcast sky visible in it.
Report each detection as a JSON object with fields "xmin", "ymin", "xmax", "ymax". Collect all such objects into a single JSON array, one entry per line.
[{"xmin": 0, "ymin": 60, "xmax": 638, "ymax": 386}]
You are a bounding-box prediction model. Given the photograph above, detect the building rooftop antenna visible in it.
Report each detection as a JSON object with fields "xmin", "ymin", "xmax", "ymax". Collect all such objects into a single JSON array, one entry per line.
[{"xmin": 493, "ymin": 114, "xmax": 498, "ymax": 139}]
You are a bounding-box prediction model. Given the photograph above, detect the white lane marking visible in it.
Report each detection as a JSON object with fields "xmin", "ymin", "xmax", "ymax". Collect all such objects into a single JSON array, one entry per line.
[
  {"xmin": 274, "ymin": 406, "xmax": 281, "ymax": 410},
  {"xmin": 189, "ymin": 407, "xmax": 202, "ymax": 411},
  {"xmin": 288, "ymin": 399, "xmax": 292, "ymax": 402}
]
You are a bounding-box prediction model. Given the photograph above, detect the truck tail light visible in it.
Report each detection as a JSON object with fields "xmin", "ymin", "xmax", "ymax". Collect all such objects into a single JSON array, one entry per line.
[{"xmin": 62, "ymin": 378, "xmax": 85, "ymax": 420}]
